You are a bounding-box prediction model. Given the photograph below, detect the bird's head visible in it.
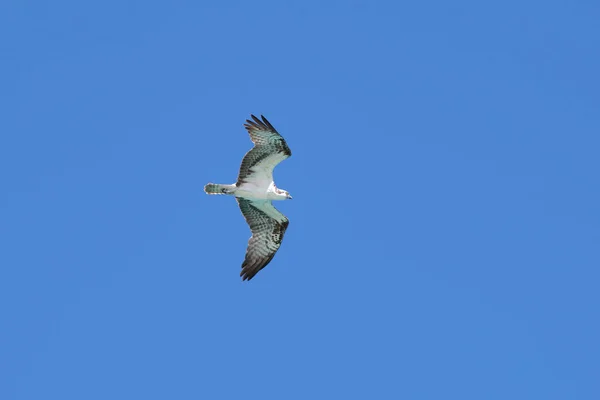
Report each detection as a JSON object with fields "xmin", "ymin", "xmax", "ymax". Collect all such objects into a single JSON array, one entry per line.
[{"xmin": 276, "ymin": 188, "xmax": 293, "ymax": 200}]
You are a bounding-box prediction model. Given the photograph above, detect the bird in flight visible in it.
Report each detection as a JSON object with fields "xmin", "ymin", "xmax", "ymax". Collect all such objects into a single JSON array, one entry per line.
[{"xmin": 204, "ymin": 115, "xmax": 293, "ymax": 281}]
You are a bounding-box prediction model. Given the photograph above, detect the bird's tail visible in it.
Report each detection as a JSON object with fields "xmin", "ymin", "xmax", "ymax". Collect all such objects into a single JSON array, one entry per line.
[{"xmin": 204, "ymin": 183, "xmax": 236, "ymax": 195}]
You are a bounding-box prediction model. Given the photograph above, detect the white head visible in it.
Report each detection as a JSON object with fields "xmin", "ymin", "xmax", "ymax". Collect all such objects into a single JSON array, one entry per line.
[{"xmin": 275, "ymin": 188, "xmax": 293, "ymax": 200}]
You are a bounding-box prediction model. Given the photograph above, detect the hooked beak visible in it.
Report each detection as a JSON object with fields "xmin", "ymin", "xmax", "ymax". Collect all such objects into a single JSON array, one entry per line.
[{"xmin": 287, "ymin": 194, "xmax": 293, "ymax": 200}]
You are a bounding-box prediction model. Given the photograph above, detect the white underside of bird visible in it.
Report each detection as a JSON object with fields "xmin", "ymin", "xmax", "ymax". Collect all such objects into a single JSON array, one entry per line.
[{"xmin": 236, "ymin": 181, "xmax": 289, "ymax": 201}]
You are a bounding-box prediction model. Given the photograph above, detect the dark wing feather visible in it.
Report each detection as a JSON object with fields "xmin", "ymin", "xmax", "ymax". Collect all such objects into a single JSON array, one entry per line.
[
  {"xmin": 237, "ymin": 115, "xmax": 291, "ymax": 185},
  {"xmin": 236, "ymin": 198, "xmax": 289, "ymax": 281}
]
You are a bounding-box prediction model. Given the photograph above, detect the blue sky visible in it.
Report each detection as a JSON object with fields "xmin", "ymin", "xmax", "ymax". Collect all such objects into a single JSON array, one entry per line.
[{"xmin": 1, "ymin": 1, "xmax": 599, "ymax": 399}]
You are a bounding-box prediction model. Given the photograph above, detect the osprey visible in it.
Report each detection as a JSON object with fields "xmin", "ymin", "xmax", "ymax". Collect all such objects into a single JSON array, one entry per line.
[{"xmin": 204, "ymin": 115, "xmax": 292, "ymax": 281}]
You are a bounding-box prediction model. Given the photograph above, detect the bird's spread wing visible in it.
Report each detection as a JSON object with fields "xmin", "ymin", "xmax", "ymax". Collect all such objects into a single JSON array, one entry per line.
[
  {"xmin": 236, "ymin": 198, "xmax": 289, "ymax": 281},
  {"xmin": 237, "ymin": 115, "xmax": 291, "ymax": 186}
]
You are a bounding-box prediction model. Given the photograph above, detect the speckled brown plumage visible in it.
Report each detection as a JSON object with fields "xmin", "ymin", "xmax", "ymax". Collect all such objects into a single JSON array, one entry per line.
[
  {"xmin": 236, "ymin": 198, "xmax": 289, "ymax": 281},
  {"xmin": 237, "ymin": 115, "xmax": 291, "ymax": 185}
]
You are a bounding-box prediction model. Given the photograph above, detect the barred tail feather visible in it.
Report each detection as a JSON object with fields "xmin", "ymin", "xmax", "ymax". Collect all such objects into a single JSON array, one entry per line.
[{"xmin": 204, "ymin": 183, "xmax": 236, "ymax": 195}]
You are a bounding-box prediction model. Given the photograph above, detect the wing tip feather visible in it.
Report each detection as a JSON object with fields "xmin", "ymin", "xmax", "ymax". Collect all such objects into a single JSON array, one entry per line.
[{"xmin": 244, "ymin": 114, "xmax": 277, "ymax": 134}]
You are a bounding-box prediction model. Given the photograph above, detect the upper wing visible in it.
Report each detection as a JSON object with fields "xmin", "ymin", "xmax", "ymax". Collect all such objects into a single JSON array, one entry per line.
[
  {"xmin": 237, "ymin": 115, "xmax": 292, "ymax": 186},
  {"xmin": 236, "ymin": 198, "xmax": 290, "ymax": 281}
]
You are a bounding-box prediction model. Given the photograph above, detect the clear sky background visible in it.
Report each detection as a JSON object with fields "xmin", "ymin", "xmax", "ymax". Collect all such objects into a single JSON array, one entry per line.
[{"xmin": 1, "ymin": 1, "xmax": 599, "ymax": 399}]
